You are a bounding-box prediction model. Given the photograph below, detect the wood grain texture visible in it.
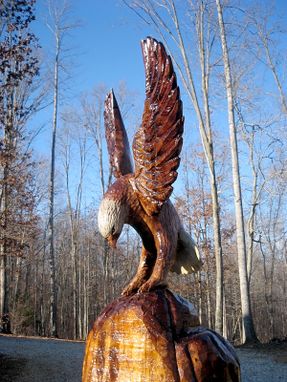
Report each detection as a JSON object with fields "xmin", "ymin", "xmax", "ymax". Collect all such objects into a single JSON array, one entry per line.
[
  {"xmin": 82, "ymin": 289, "xmax": 240, "ymax": 382},
  {"xmin": 104, "ymin": 89, "xmax": 133, "ymax": 179},
  {"xmin": 103, "ymin": 37, "xmax": 183, "ymax": 216},
  {"xmin": 99, "ymin": 37, "xmax": 200, "ymax": 295},
  {"xmin": 132, "ymin": 37, "xmax": 184, "ymax": 216}
]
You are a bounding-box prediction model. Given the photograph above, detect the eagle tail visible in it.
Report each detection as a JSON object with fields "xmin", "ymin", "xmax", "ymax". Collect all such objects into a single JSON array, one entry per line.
[{"xmin": 171, "ymin": 228, "xmax": 202, "ymax": 275}]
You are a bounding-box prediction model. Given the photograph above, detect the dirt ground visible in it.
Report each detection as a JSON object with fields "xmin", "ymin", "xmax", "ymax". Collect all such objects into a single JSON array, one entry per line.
[
  {"xmin": 237, "ymin": 340, "xmax": 287, "ymax": 381},
  {"xmin": 1, "ymin": 334, "xmax": 287, "ymax": 381},
  {"xmin": 0, "ymin": 334, "xmax": 85, "ymax": 382}
]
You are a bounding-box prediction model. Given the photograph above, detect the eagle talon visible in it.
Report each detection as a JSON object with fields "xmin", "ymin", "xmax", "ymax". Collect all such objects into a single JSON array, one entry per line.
[
  {"xmin": 121, "ymin": 284, "xmax": 139, "ymax": 296},
  {"xmin": 138, "ymin": 280, "xmax": 158, "ymax": 294}
]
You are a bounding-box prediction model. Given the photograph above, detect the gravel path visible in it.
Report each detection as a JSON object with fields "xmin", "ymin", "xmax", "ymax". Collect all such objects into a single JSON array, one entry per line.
[
  {"xmin": 236, "ymin": 345, "xmax": 287, "ymax": 382},
  {"xmin": 1, "ymin": 334, "xmax": 287, "ymax": 381},
  {"xmin": 0, "ymin": 335, "xmax": 85, "ymax": 381}
]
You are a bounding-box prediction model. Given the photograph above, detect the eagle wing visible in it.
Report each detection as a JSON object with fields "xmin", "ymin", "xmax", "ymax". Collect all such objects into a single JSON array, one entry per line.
[
  {"xmin": 132, "ymin": 37, "xmax": 184, "ymax": 216},
  {"xmin": 104, "ymin": 90, "xmax": 133, "ymax": 179}
]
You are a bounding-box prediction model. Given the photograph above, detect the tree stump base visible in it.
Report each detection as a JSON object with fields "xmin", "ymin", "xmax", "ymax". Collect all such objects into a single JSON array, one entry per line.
[{"xmin": 82, "ymin": 288, "xmax": 240, "ymax": 381}]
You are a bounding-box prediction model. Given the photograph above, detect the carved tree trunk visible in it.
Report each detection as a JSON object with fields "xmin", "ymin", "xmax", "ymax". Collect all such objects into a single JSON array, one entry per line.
[{"xmin": 83, "ymin": 289, "xmax": 240, "ymax": 382}]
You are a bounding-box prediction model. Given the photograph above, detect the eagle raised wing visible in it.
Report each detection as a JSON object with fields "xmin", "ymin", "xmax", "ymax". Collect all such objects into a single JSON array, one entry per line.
[
  {"xmin": 104, "ymin": 90, "xmax": 133, "ymax": 179},
  {"xmin": 131, "ymin": 37, "xmax": 184, "ymax": 216}
]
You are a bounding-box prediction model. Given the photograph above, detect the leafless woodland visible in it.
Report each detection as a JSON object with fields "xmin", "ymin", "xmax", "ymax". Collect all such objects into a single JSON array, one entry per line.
[{"xmin": 1, "ymin": 0, "xmax": 287, "ymax": 345}]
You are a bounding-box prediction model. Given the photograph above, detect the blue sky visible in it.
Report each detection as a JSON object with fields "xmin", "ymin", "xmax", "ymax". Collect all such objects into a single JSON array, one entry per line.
[
  {"xmin": 35, "ymin": 0, "xmax": 151, "ymax": 99},
  {"xmin": 31, "ymin": 0, "xmax": 154, "ymax": 205},
  {"xmin": 31, "ymin": 0, "xmax": 199, "ymax": 205},
  {"xmin": 32, "ymin": 0, "xmax": 287, "ymax": 137},
  {"xmin": 31, "ymin": 0, "xmax": 154, "ymax": 164},
  {"xmin": 30, "ymin": 0, "xmax": 287, "ymax": 210},
  {"xmin": 32, "ymin": 0, "xmax": 287, "ymax": 141}
]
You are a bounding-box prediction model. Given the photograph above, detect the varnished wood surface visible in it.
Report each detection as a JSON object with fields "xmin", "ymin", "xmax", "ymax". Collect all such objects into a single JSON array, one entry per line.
[
  {"xmin": 104, "ymin": 37, "xmax": 183, "ymax": 216},
  {"xmin": 132, "ymin": 37, "xmax": 184, "ymax": 216},
  {"xmin": 82, "ymin": 289, "xmax": 240, "ymax": 382},
  {"xmin": 104, "ymin": 90, "xmax": 133, "ymax": 179},
  {"xmin": 98, "ymin": 37, "xmax": 201, "ymax": 294}
]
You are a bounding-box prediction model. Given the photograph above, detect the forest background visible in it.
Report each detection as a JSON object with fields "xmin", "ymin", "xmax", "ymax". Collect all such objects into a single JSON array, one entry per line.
[{"xmin": 1, "ymin": 0, "xmax": 287, "ymax": 345}]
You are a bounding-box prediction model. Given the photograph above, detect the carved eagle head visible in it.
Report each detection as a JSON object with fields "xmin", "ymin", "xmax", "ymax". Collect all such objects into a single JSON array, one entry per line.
[{"xmin": 98, "ymin": 180, "xmax": 129, "ymax": 249}]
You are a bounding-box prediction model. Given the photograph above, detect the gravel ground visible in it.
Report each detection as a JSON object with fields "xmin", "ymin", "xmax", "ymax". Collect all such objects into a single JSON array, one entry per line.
[
  {"xmin": 236, "ymin": 343, "xmax": 287, "ymax": 382},
  {"xmin": 0, "ymin": 335, "xmax": 85, "ymax": 381},
  {"xmin": 1, "ymin": 334, "xmax": 287, "ymax": 381}
]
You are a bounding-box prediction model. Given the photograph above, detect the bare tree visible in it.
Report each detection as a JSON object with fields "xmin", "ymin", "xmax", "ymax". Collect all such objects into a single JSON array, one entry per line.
[
  {"xmin": 235, "ymin": 107, "xmax": 273, "ymax": 284},
  {"xmin": 60, "ymin": 114, "xmax": 87, "ymax": 339},
  {"xmin": 249, "ymin": 11, "xmax": 287, "ymax": 115},
  {"xmin": 46, "ymin": 0, "xmax": 78, "ymax": 337},
  {"xmin": 177, "ymin": 150, "xmax": 216, "ymax": 328},
  {"xmin": 256, "ymin": 146, "xmax": 287, "ymax": 340},
  {"xmin": 81, "ymin": 86, "xmax": 109, "ymax": 196},
  {"xmin": 215, "ymin": 0, "xmax": 257, "ymax": 343}
]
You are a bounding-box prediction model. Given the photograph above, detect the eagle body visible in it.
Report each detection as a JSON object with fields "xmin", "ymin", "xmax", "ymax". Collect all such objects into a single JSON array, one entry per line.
[
  {"xmin": 98, "ymin": 175, "xmax": 201, "ymax": 295},
  {"xmin": 98, "ymin": 37, "xmax": 202, "ymax": 295}
]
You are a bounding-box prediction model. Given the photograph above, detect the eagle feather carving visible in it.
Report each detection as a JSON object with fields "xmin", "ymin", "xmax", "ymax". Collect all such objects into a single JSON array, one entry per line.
[{"xmin": 98, "ymin": 37, "xmax": 202, "ymax": 295}]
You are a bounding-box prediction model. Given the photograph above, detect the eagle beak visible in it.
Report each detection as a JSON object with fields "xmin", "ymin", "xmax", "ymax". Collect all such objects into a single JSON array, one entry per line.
[{"xmin": 107, "ymin": 234, "xmax": 119, "ymax": 249}]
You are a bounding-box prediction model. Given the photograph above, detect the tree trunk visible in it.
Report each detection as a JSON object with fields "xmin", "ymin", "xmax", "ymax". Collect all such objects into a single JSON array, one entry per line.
[
  {"xmin": 216, "ymin": 0, "xmax": 257, "ymax": 343},
  {"xmin": 171, "ymin": 0, "xmax": 224, "ymax": 334},
  {"xmin": 65, "ymin": 160, "xmax": 78, "ymax": 338},
  {"xmin": 78, "ymin": 261, "xmax": 82, "ymax": 339},
  {"xmin": 71, "ymin": 240, "xmax": 78, "ymax": 338},
  {"xmin": 246, "ymin": 128, "xmax": 257, "ymax": 283},
  {"xmin": 48, "ymin": 33, "xmax": 60, "ymax": 338},
  {"xmin": 0, "ymin": 176, "xmax": 8, "ymax": 331},
  {"xmin": 0, "ymin": 91, "xmax": 13, "ymax": 334},
  {"xmin": 260, "ymin": 30, "xmax": 287, "ymax": 114},
  {"xmin": 0, "ymin": 176, "xmax": 8, "ymax": 328},
  {"xmin": 12, "ymin": 257, "xmax": 22, "ymax": 314},
  {"xmin": 0, "ymin": 253, "xmax": 10, "ymax": 333},
  {"xmin": 209, "ymin": 168, "xmax": 224, "ymax": 333},
  {"xmin": 196, "ymin": 3, "xmax": 224, "ymax": 333}
]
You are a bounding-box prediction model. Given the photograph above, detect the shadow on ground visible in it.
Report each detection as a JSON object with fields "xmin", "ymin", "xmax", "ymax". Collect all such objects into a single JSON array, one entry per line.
[{"xmin": 0, "ymin": 354, "xmax": 27, "ymax": 382}]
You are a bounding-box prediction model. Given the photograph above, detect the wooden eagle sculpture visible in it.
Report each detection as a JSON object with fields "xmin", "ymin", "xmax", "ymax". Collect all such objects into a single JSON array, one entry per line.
[{"xmin": 98, "ymin": 37, "xmax": 202, "ymax": 295}]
